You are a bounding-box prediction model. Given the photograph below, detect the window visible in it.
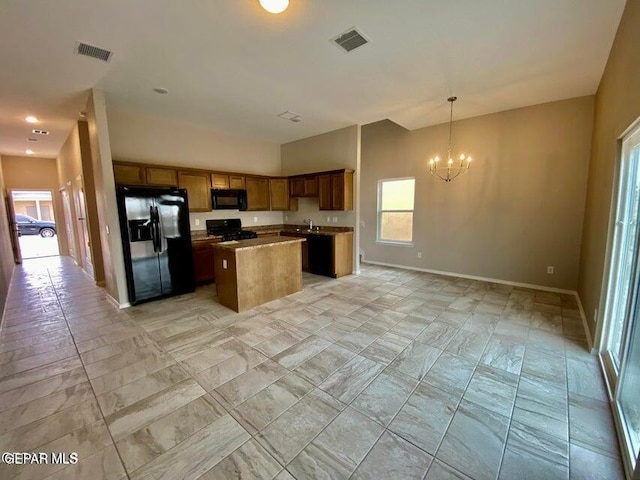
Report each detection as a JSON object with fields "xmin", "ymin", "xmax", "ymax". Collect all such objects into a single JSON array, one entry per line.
[{"xmin": 377, "ymin": 177, "xmax": 415, "ymax": 244}]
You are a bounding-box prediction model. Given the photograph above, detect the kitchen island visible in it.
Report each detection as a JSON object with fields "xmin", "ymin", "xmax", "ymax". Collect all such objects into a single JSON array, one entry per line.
[{"xmin": 212, "ymin": 236, "xmax": 306, "ymax": 312}]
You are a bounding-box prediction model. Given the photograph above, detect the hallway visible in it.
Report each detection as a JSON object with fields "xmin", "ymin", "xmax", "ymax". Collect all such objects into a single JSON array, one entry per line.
[{"xmin": 0, "ymin": 257, "xmax": 625, "ymax": 479}]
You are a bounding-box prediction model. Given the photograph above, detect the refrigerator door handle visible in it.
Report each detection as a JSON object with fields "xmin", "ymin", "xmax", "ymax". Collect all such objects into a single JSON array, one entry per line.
[
  {"xmin": 149, "ymin": 206, "xmax": 158, "ymax": 253},
  {"xmin": 154, "ymin": 206, "xmax": 162, "ymax": 253}
]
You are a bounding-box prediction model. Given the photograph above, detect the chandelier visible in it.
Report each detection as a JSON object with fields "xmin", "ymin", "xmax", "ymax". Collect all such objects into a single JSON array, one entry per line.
[{"xmin": 429, "ymin": 97, "xmax": 472, "ymax": 182}]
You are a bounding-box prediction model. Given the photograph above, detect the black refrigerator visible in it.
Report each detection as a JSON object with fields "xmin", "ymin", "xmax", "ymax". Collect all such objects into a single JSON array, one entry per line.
[{"xmin": 116, "ymin": 186, "xmax": 195, "ymax": 305}]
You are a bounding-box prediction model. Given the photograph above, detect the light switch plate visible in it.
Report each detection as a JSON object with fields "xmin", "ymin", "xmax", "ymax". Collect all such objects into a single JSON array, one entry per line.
[
  {"xmin": 222, "ymin": 259, "xmax": 228, "ymax": 269},
  {"xmin": 195, "ymin": 219, "xmax": 200, "ymax": 226},
  {"xmin": 254, "ymin": 216, "xmax": 258, "ymax": 223}
]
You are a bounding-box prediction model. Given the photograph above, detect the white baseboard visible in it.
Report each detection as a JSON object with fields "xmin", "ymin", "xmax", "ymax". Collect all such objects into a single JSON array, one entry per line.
[
  {"xmin": 363, "ymin": 259, "xmax": 596, "ymax": 350},
  {"xmin": 574, "ymin": 293, "xmax": 595, "ymax": 352},
  {"xmin": 362, "ymin": 260, "xmax": 576, "ymax": 294}
]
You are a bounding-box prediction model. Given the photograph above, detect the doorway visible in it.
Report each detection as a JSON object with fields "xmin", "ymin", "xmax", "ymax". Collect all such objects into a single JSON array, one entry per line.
[
  {"xmin": 601, "ymin": 119, "xmax": 640, "ymax": 478},
  {"xmin": 10, "ymin": 190, "xmax": 60, "ymax": 259}
]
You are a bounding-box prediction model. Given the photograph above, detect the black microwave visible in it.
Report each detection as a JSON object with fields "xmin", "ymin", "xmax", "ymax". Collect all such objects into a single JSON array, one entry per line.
[{"xmin": 211, "ymin": 189, "xmax": 248, "ymax": 211}]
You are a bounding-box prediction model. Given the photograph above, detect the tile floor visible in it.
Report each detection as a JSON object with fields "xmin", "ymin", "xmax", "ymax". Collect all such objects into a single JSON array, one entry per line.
[{"xmin": 0, "ymin": 256, "xmax": 626, "ymax": 480}]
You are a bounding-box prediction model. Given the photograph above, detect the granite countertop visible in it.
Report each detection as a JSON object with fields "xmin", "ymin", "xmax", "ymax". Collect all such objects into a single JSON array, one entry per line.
[
  {"xmin": 191, "ymin": 224, "xmax": 353, "ymax": 241},
  {"xmin": 211, "ymin": 236, "xmax": 306, "ymax": 251}
]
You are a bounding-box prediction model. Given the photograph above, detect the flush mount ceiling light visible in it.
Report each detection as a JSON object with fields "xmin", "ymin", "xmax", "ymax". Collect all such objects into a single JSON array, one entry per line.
[
  {"xmin": 259, "ymin": 0, "xmax": 289, "ymax": 14},
  {"xmin": 25, "ymin": 116, "xmax": 38, "ymax": 123},
  {"xmin": 428, "ymin": 97, "xmax": 473, "ymax": 183},
  {"xmin": 25, "ymin": 149, "xmax": 34, "ymax": 155},
  {"xmin": 152, "ymin": 87, "xmax": 169, "ymax": 95}
]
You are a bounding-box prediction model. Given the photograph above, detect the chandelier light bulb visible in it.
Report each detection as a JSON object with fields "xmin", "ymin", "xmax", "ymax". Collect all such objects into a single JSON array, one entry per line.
[
  {"xmin": 459, "ymin": 154, "xmax": 466, "ymax": 160},
  {"xmin": 467, "ymin": 157, "xmax": 472, "ymax": 163},
  {"xmin": 259, "ymin": 0, "xmax": 289, "ymax": 14},
  {"xmin": 434, "ymin": 156, "xmax": 440, "ymax": 163}
]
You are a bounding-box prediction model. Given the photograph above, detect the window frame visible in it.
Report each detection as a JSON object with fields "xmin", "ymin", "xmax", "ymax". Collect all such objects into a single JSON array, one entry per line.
[{"xmin": 376, "ymin": 176, "xmax": 415, "ymax": 246}]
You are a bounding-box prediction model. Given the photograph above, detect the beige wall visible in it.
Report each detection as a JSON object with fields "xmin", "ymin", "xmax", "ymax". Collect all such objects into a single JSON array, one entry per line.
[
  {"xmin": 0, "ymin": 157, "xmax": 16, "ymax": 321},
  {"xmin": 107, "ymin": 107, "xmax": 283, "ymax": 230},
  {"xmin": 1, "ymin": 155, "xmax": 67, "ymax": 254},
  {"xmin": 361, "ymin": 96, "xmax": 594, "ymax": 290},
  {"xmin": 57, "ymin": 122, "xmax": 106, "ymax": 283},
  {"xmin": 87, "ymin": 90, "xmax": 128, "ymax": 305},
  {"xmin": 281, "ymin": 125, "xmax": 359, "ymax": 228},
  {"xmin": 579, "ymin": 0, "xmax": 640, "ymax": 336},
  {"xmin": 57, "ymin": 125, "xmax": 83, "ymax": 260}
]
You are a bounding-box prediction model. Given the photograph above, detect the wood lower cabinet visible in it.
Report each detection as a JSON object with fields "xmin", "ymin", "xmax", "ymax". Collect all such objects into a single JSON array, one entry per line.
[
  {"xmin": 192, "ymin": 242, "xmax": 216, "ymax": 283},
  {"xmin": 114, "ymin": 164, "xmax": 146, "ymax": 185},
  {"xmin": 246, "ymin": 177, "xmax": 270, "ymax": 210},
  {"xmin": 319, "ymin": 172, "xmax": 353, "ymax": 211},
  {"xmin": 146, "ymin": 167, "xmax": 177, "ymax": 186},
  {"xmin": 281, "ymin": 231, "xmax": 353, "ymax": 278},
  {"xmin": 270, "ymin": 178, "xmax": 297, "ymax": 211},
  {"xmin": 178, "ymin": 171, "xmax": 211, "ymax": 212}
]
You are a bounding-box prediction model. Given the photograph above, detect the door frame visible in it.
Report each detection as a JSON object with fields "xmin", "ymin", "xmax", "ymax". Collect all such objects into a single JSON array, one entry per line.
[{"xmin": 9, "ymin": 188, "xmax": 61, "ymax": 259}]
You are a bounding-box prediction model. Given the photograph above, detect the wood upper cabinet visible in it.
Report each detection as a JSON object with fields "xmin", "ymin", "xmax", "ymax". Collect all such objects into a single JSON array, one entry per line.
[
  {"xmin": 269, "ymin": 178, "xmax": 297, "ymax": 211},
  {"xmin": 211, "ymin": 173, "xmax": 229, "ymax": 189},
  {"xmin": 304, "ymin": 176, "xmax": 318, "ymax": 196},
  {"xmin": 290, "ymin": 178, "xmax": 305, "ymax": 197},
  {"xmin": 245, "ymin": 176, "xmax": 270, "ymax": 211},
  {"xmin": 178, "ymin": 171, "xmax": 211, "ymax": 212},
  {"xmin": 319, "ymin": 171, "xmax": 353, "ymax": 211},
  {"xmin": 229, "ymin": 175, "xmax": 246, "ymax": 189},
  {"xmin": 318, "ymin": 174, "xmax": 332, "ymax": 210},
  {"xmin": 114, "ymin": 164, "xmax": 146, "ymax": 185},
  {"xmin": 290, "ymin": 175, "xmax": 318, "ymax": 197},
  {"xmin": 212, "ymin": 174, "xmax": 245, "ymax": 190},
  {"xmin": 146, "ymin": 167, "xmax": 177, "ymax": 186}
]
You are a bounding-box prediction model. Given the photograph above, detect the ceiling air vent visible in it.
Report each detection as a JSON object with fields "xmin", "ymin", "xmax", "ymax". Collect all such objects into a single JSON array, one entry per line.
[
  {"xmin": 74, "ymin": 41, "xmax": 113, "ymax": 63},
  {"xmin": 32, "ymin": 129, "xmax": 49, "ymax": 135},
  {"xmin": 332, "ymin": 27, "xmax": 368, "ymax": 53}
]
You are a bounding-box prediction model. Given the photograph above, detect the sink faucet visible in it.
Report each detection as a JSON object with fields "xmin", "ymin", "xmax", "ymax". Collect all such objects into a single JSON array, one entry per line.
[{"xmin": 304, "ymin": 218, "xmax": 313, "ymax": 229}]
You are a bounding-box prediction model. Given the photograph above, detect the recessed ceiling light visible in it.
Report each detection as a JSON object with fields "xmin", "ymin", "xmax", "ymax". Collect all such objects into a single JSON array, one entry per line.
[
  {"xmin": 25, "ymin": 116, "xmax": 38, "ymax": 123},
  {"xmin": 259, "ymin": 0, "xmax": 289, "ymax": 14},
  {"xmin": 153, "ymin": 87, "xmax": 169, "ymax": 95},
  {"xmin": 79, "ymin": 111, "xmax": 87, "ymax": 117},
  {"xmin": 27, "ymin": 138, "xmax": 37, "ymax": 142},
  {"xmin": 25, "ymin": 149, "xmax": 34, "ymax": 155}
]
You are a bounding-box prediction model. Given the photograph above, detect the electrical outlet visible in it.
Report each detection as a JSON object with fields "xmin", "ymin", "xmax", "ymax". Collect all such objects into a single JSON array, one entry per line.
[
  {"xmin": 222, "ymin": 259, "xmax": 228, "ymax": 269},
  {"xmin": 332, "ymin": 216, "xmax": 338, "ymax": 223},
  {"xmin": 547, "ymin": 266, "xmax": 554, "ymax": 275},
  {"xmin": 194, "ymin": 219, "xmax": 200, "ymax": 226},
  {"xmin": 253, "ymin": 216, "xmax": 258, "ymax": 223},
  {"xmin": 285, "ymin": 215, "xmax": 288, "ymax": 221},
  {"xmin": 417, "ymin": 252, "xmax": 422, "ymax": 259},
  {"xmin": 327, "ymin": 216, "xmax": 331, "ymax": 222}
]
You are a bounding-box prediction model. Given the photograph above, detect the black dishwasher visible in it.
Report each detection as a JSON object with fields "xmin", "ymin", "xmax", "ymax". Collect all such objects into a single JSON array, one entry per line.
[{"xmin": 307, "ymin": 234, "xmax": 333, "ymax": 277}]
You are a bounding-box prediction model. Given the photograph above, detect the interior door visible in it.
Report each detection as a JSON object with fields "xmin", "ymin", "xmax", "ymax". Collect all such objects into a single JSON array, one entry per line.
[
  {"xmin": 61, "ymin": 188, "xmax": 77, "ymax": 261},
  {"xmin": 4, "ymin": 192, "xmax": 21, "ymax": 264}
]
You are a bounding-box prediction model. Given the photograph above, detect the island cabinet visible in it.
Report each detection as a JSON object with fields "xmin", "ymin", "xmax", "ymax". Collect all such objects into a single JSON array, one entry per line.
[
  {"xmin": 319, "ymin": 171, "xmax": 354, "ymax": 211},
  {"xmin": 245, "ymin": 176, "xmax": 270, "ymax": 210},
  {"xmin": 290, "ymin": 175, "xmax": 318, "ymax": 197},
  {"xmin": 192, "ymin": 241, "xmax": 217, "ymax": 283},
  {"xmin": 213, "ymin": 237, "xmax": 306, "ymax": 312},
  {"xmin": 269, "ymin": 178, "xmax": 297, "ymax": 211},
  {"xmin": 178, "ymin": 171, "xmax": 211, "ymax": 212}
]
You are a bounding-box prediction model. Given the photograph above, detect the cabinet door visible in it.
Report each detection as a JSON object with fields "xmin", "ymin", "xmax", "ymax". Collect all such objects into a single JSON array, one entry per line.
[
  {"xmin": 146, "ymin": 167, "xmax": 177, "ymax": 186},
  {"xmin": 192, "ymin": 244, "xmax": 215, "ymax": 283},
  {"xmin": 318, "ymin": 174, "xmax": 332, "ymax": 210},
  {"xmin": 246, "ymin": 177, "xmax": 270, "ymax": 210},
  {"xmin": 304, "ymin": 176, "xmax": 318, "ymax": 196},
  {"xmin": 114, "ymin": 164, "xmax": 146, "ymax": 185},
  {"xmin": 229, "ymin": 175, "xmax": 246, "ymax": 189},
  {"xmin": 290, "ymin": 178, "xmax": 304, "ymax": 197},
  {"xmin": 178, "ymin": 171, "xmax": 211, "ymax": 212},
  {"xmin": 211, "ymin": 174, "xmax": 229, "ymax": 189},
  {"xmin": 331, "ymin": 173, "xmax": 345, "ymax": 210},
  {"xmin": 270, "ymin": 178, "xmax": 291, "ymax": 211}
]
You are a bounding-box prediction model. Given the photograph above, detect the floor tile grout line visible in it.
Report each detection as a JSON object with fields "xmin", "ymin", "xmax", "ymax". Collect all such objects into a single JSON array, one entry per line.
[{"xmin": 45, "ymin": 264, "xmax": 133, "ymax": 480}]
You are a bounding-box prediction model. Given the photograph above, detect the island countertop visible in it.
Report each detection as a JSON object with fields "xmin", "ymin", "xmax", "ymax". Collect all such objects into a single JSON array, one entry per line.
[{"xmin": 211, "ymin": 236, "xmax": 306, "ymax": 252}]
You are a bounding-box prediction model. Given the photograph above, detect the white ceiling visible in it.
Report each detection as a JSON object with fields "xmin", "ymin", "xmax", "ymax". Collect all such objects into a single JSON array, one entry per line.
[{"xmin": 0, "ymin": 0, "xmax": 626, "ymax": 158}]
